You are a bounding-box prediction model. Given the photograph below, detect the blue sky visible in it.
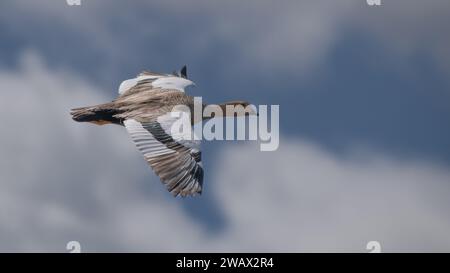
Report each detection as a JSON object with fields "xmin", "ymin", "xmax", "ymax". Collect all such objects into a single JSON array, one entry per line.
[{"xmin": 0, "ymin": 0, "xmax": 450, "ymax": 252}]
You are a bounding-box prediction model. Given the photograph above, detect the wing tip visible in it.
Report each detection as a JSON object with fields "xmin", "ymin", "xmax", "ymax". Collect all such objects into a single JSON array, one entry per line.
[{"xmin": 169, "ymin": 185, "xmax": 203, "ymax": 198}]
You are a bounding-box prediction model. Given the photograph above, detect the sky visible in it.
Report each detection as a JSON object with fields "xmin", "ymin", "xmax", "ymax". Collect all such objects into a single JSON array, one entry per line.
[{"xmin": 0, "ymin": 0, "xmax": 449, "ymax": 252}]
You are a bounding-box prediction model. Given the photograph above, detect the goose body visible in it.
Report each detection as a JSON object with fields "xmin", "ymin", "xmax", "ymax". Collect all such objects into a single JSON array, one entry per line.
[{"xmin": 71, "ymin": 66, "xmax": 254, "ymax": 197}]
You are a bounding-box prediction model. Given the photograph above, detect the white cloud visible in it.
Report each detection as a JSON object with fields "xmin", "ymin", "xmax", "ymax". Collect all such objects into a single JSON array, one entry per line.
[
  {"xmin": 350, "ymin": 0, "xmax": 450, "ymax": 73},
  {"xmin": 1, "ymin": 51, "xmax": 450, "ymax": 252},
  {"xmin": 213, "ymin": 141, "xmax": 450, "ymax": 252},
  {"xmin": 3, "ymin": 0, "xmax": 450, "ymax": 76},
  {"xmin": 0, "ymin": 51, "xmax": 205, "ymax": 251}
]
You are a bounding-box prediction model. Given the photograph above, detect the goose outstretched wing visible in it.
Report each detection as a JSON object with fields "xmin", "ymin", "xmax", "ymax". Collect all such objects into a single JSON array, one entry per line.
[{"xmin": 124, "ymin": 118, "xmax": 203, "ymax": 197}]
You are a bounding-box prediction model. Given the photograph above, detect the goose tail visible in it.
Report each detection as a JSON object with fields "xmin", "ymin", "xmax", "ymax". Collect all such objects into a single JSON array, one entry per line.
[{"xmin": 70, "ymin": 103, "xmax": 122, "ymax": 125}]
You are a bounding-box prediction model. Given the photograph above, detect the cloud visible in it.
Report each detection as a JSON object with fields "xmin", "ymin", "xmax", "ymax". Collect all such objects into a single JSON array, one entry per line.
[
  {"xmin": 1, "ymin": 51, "xmax": 450, "ymax": 252},
  {"xmin": 213, "ymin": 141, "xmax": 450, "ymax": 252},
  {"xmin": 2, "ymin": 0, "xmax": 450, "ymax": 78},
  {"xmin": 0, "ymin": 50, "xmax": 203, "ymax": 251},
  {"xmin": 349, "ymin": 0, "xmax": 450, "ymax": 74}
]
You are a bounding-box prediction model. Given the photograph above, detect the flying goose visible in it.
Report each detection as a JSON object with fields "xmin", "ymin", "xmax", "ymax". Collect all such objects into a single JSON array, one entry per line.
[{"xmin": 71, "ymin": 66, "xmax": 256, "ymax": 197}]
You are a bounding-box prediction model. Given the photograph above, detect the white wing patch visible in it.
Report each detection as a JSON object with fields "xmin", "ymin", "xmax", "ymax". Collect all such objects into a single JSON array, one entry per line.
[
  {"xmin": 152, "ymin": 76, "xmax": 195, "ymax": 92},
  {"xmin": 156, "ymin": 111, "xmax": 201, "ymax": 149},
  {"xmin": 118, "ymin": 75, "xmax": 195, "ymax": 95},
  {"xmin": 118, "ymin": 75, "xmax": 161, "ymax": 95},
  {"xmin": 124, "ymin": 119, "xmax": 175, "ymax": 158}
]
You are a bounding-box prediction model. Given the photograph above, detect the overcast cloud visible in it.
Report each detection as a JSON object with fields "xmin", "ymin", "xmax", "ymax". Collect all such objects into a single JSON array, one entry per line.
[
  {"xmin": 1, "ymin": 52, "xmax": 450, "ymax": 252},
  {"xmin": 0, "ymin": 0, "xmax": 450, "ymax": 252},
  {"xmin": 2, "ymin": 0, "xmax": 450, "ymax": 80}
]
